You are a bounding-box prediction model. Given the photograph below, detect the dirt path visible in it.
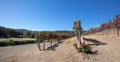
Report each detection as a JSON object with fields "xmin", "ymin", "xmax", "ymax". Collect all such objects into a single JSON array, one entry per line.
[
  {"xmin": 0, "ymin": 35, "xmax": 120, "ymax": 62},
  {"xmin": 0, "ymin": 37, "xmax": 82, "ymax": 62}
]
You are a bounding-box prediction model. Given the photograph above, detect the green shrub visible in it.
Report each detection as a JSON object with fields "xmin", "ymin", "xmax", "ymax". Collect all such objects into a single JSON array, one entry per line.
[
  {"xmin": 14, "ymin": 41, "xmax": 21, "ymax": 45},
  {"xmin": 0, "ymin": 40, "xmax": 35, "ymax": 47},
  {"xmin": 77, "ymin": 45, "xmax": 92, "ymax": 53},
  {"xmin": 0, "ymin": 41, "xmax": 6, "ymax": 46},
  {"xmin": 7, "ymin": 40, "xmax": 15, "ymax": 46},
  {"xmin": 73, "ymin": 44, "xmax": 92, "ymax": 54}
]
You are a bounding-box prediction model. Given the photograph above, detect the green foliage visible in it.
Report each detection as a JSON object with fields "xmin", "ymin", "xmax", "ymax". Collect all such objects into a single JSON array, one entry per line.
[
  {"xmin": 0, "ymin": 26, "xmax": 21, "ymax": 38},
  {"xmin": 77, "ymin": 45, "xmax": 92, "ymax": 53},
  {"xmin": 73, "ymin": 44, "xmax": 92, "ymax": 53},
  {"xmin": 0, "ymin": 40, "xmax": 35, "ymax": 47}
]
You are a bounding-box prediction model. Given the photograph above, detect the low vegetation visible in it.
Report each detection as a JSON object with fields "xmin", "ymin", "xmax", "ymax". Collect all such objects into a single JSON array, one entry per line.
[
  {"xmin": 83, "ymin": 14, "xmax": 120, "ymax": 36},
  {"xmin": 0, "ymin": 40, "xmax": 36, "ymax": 47},
  {"xmin": 36, "ymin": 32, "xmax": 72, "ymax": 40},
  {"xmin": 73, "ymin": 44, "xmax": 92, "ymax": 54}
]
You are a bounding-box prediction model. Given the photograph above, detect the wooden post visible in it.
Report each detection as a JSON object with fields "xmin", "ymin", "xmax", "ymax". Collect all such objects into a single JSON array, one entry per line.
[
  {"xmin": 117, "ymin": 27, "xmax": 119, "ymax": 36},
  {"xmin": 43, "ymin": 40, "xmax": 45, "ymax": 50},
  {"xmin": 73, "ymin": 20, "xmax": 82, "ymax": 45},
  {"xmin": 55, "ymin": 40, "xmax": 56, "ymax": 44},
  {"xmin": 36, "ymin": 39, "xmax": 41, "ymax": 51},
  {"xmin": 114, "ymin": 15, "xmax": 120, "ymax": 36},
  {"xmin": 50, "ymin": 40, "xmax": 52, "ymax": 46},
  {"xmin": 116, "ymin": 21, "xmax": 120, "ymax": 36}
]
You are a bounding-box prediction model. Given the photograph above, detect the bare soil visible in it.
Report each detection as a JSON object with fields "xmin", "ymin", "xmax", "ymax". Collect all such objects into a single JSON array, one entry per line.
[{"xmin": 0, "ymin": 34, "xmax": 120, "ymax": 62}]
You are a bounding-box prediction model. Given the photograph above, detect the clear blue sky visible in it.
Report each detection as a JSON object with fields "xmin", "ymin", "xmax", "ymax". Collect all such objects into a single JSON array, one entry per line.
[{"xmin": 0, "ymin": 0, "xmax": 120, "ymax": 31}]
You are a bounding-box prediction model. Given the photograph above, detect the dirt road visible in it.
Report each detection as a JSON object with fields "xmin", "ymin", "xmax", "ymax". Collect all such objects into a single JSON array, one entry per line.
[{"xmin": 0, "ymin": 35, "xmax": 120, "ymax": 62}]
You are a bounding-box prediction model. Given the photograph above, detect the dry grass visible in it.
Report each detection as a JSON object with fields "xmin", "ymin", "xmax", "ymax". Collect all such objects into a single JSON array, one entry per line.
[{"xmin": 0, "ymin": 38, "xmax": 36, "ymax": 41}]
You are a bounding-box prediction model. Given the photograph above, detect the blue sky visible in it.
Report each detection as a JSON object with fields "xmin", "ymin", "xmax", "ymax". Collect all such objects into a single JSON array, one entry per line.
[{"xmin": 0, "ymin": 0, "xmax": 120, "ymax": 31}]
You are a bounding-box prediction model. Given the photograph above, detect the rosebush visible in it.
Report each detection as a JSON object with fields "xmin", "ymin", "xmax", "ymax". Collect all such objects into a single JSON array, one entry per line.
[{"xmin": 73, "ymin": 44, "xmax": 92, "ymax": 54}]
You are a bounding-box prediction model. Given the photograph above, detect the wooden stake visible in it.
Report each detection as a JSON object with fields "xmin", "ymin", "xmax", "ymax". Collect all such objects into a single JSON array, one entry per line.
[
  {"xmin": 43, "ymin": 40, "xmax": 45, "ymax": 50},
  {"xmin": 73, "ymin": 20, "xmax": 82, "ymax": 46},
  {"xmin": 50, "ymin": 40, "xmax": 52, "ymax": 46},
  {"xmin": 117, "ymin": 27, "xmax": 119, "ymax": 36},
  {"xmin": 36, "ymin": 39, "xmax": 41, "ymax": 51}
]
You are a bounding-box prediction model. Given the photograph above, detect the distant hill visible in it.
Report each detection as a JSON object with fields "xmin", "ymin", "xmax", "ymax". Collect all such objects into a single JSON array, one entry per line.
[
  {"xmin": 53, "ymin": 30, "xmax": 74, "ymax": 36},
  {"xmin": 0, "ymin": 26, "xmax": 74, "ymax": 38},
  {"xmin": 15, "ymin": 29, "xmax": 32, "ymax": 32},
  {"xmin": 0, "ymin": 26, "xmax": 22, "ymax": 38}
]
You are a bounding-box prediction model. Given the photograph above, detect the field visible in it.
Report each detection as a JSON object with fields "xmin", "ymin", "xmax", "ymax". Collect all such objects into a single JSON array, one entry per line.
[{"xmin": 0, "ymin": 34, "xmax": 120, "ymax": 62}]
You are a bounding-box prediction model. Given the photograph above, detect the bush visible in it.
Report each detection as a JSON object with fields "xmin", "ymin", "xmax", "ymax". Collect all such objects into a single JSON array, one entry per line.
[
  {"xmin": 0, "ymin": 40, "xmax": 35, "ymax": 47},
  {"xmin": 77, "ymin": 45, "xmax": 92, "ymax": 53},
  {"xmin": 73, "ymin": 44, "xmax": 92, "ymax": 54}
]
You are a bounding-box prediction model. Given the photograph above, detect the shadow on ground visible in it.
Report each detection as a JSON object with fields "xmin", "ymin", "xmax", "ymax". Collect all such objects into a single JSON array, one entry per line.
[
  {"xmin": 85, "ymin": 50, "xmax": 98, "ymax": 55},
  {"xmin": 45, "ymin": 40, "xmax": 63, "ymax": 51},
  {"xmin": 83, "ymin": 37, "xmax": 107, "ymax": 46}
]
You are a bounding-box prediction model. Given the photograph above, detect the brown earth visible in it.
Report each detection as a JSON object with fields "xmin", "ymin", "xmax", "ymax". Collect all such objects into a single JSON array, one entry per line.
[{"xmin": 0, "ymin": 34, "xmax": 120, "ymax": 62}]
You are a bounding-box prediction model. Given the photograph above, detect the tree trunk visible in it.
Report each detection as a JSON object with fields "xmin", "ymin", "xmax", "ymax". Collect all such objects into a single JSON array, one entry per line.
[
  {"xmin": 43, "ymin": 40, "xmax": 45, "ymax": 50},
  {"xmin": 117, "ymin": 27, "xmax": 119, "ymax": 36},
  {"xmin": 50, "ymin": 40, "xmax": 52, "ymax": 46},
  {"xmin": 36, "ymin": 39, "xmax": 41, "ymax": 51},
  {"xmin": 55, "ymin": 40, "xmax": 56, "ymax": 44}
]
